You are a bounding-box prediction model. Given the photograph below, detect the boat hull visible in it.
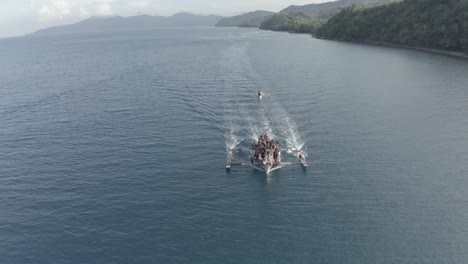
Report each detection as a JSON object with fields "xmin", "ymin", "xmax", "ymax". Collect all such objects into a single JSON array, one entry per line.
[{"xmin": 251, "ymin": 162, "xmax": 281, "ymax": 173}]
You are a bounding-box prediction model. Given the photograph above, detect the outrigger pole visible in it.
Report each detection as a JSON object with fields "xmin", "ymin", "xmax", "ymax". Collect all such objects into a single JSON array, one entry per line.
[{"xmin": 225, "ymin": 148, "xmax": 307, "ymax": 170}]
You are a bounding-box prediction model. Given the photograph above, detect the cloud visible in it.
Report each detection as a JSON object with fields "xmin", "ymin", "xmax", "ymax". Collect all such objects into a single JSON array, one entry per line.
[
  {"xmin": 38, "ymin": 0, "xmax": 72, "ymax": 23},
  {"xmin": 128, "ymin": 0, "xmax": 148, "ymax": 9},
  {"xmin": 35, "ymin": 0, "xmax": 116, "ymax": 29},
  {"xmin": 93, "ymin": 0, "xmax": 113, "ymax": 16},
  {"xmin": 80, "ymin": 7, "xmax": 89, "ymax": 18}
]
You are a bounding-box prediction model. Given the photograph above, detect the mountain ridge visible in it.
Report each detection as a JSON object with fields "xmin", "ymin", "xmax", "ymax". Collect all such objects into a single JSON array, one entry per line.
[{"xmin": 29, "ymin": 13, "xmax": 223, "ymax": 36}]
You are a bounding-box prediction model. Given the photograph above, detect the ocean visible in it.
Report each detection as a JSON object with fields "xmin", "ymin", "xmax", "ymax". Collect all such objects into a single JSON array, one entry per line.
[{"xmin": 1, "ymin": 27, "xmax": 468, "ymax": 263}]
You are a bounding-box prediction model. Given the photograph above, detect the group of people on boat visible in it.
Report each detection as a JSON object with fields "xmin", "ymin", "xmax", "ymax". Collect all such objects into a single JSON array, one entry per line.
[{"xmin": 251, "ymin": 134, "xmax": 281, "ymax": 164}]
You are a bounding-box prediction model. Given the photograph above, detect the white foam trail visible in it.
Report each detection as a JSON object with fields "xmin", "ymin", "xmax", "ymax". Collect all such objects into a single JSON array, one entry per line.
[
  {"xmin": 221, "ymin": 39, "xmax": 307, "ymax": 160},
  {"xmin": 224, "ymin": 116, "xmax": 243, "ymax": 151},
  {"xmin": 282, "ymin": 112, "xmax": 305, "ymax": 155},
  {"xmin": 249, "ymin": 163, "xmax": 286, "ymax": 174}
]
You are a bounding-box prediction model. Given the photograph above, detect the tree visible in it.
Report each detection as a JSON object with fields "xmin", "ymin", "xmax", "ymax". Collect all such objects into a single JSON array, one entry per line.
[{"xmin": 316, "ymin": 0, "xmax": 468, "ymax": 52}]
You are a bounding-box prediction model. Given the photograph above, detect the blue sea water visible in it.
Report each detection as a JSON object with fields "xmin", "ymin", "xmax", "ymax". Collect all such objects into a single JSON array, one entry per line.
[{"xmin": 1, "ymin": 28, "xmax": 468, "ymax": 263}]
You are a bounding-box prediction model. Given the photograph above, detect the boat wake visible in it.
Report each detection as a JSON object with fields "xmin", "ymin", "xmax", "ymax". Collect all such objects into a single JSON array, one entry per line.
[
  {"xmin": 269, "ymin": 103, "xmax": 306, "ymax": 158},
  {"xmin": 250, "ymin": 163, "xmax": 285, "ymax": 173},
  {"xmin": 225, "ymin": 118, "xmax": 243, "ymax": 151},
  {"xmin": 221, "ymin": 38, "xmax": 307, "ymax": 165}
]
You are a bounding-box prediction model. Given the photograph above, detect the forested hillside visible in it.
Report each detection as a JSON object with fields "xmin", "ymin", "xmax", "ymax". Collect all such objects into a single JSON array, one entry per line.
[
  {"xmin": 215, "ymin": 11, "xmax": 275, "ymax": 28},
  {"xmin": 259, "ymin": 13, "xmax": 321, "ymax": 33},
  {"xmin": 280, "ymin": 0, "xmax": 398, "ymax": 20},
  {"xmin": 316, "ymin": 0, "xmax": 468, "ymax": 53},
  {"xmin": 260, "ymin": 0, "xmax": 398, "ymax": 34}
]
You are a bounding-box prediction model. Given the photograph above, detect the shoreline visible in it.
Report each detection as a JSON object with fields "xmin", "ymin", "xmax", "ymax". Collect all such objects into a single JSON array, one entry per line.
[
  {"xmin": 261, "ymin": 28, "xmax": 468, "ymax": 60},
  {"xmin": 372, "ymin": 42, "xmax": 468, "ymax": 60},
  {"xmin": 319, "ymin": 37, "xmax": 468, "ymax": 60}
]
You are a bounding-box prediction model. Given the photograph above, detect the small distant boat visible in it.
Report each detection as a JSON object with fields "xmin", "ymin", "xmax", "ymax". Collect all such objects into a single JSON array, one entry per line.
[
  {"xmin": 256, "ymin": 91, "xmax": 270, "ymax": 100},
  {"xmin": 257, "ymin": 91, "xmax": 263, "ymax": 100}
]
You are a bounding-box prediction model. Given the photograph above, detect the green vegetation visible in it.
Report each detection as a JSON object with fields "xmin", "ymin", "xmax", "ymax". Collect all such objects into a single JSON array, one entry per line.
[
  {"xmin": 259, "ymin": 12, "xmax": 322, "ymax": 33},
  {"xmin": 215, "ymin": 11, "xmax": 276, "ymax": 28},
  {"xmin": 316, "ymin": 0, "xmax": 468, "ymax": 53},
  {"xmin": 259, "ymin": 0, "xmax": 398, "ymax": 34},
  {"xmin": 280, "ymin": 0, "xmax": 399, "ymax": 20},
  {"xmin": 216, "ymin": 0, "xmax": 468, "ymax": 55}
]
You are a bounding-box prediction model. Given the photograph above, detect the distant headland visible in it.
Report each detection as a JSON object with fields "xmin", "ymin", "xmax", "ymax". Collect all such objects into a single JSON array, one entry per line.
[
  {"xmin": 28, "ymin": 13, "xmax": 223, "ymax": 36},
  {"xmin": 28, "ymin": 0, "xmax": 468, "ymax": 57},
  {"xmin": 216, "ymin": 0, "xmax": 468, "ymax": 56}
]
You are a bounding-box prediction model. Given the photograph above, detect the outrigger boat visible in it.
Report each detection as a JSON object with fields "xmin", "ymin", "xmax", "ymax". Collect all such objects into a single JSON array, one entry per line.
[{"xmin": 226, "ymin": 134, "xmax": 307, "ymax": 173}]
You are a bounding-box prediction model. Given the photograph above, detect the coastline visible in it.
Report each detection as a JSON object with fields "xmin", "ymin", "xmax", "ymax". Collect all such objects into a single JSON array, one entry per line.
[
  {"xmin": 314, "ymin": 36, "xmax": 468, "ymax": 60},
  {"xmin": 261, "ymin": 29, "xmax": 468, "ymax": 60},
  {"xmin": 372, "ymin": 42, "xmax": 468, "ymax": 60}
]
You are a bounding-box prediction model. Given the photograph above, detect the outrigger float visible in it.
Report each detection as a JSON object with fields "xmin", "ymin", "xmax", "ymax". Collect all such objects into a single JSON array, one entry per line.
[{"xmin": 226, "ymin": 134, "xmax": 307, "ymax": 173}]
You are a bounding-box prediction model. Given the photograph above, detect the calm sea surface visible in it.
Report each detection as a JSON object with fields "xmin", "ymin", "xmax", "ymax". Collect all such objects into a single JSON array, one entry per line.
[{"xmin": 1, "ymin": 28, "xmax": 468, "ymax": 263}]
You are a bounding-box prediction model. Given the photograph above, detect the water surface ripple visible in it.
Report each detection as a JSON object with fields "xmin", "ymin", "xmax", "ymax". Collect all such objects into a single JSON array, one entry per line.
[{"xmin": 1, "ymin": 28, "xmax": 468, "ymax": 264}]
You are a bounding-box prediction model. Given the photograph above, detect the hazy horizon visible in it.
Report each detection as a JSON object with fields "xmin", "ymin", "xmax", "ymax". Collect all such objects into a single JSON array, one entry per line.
[{"xmin": 0, "ymin": 0, "xmax": 331, "ymax": 38}]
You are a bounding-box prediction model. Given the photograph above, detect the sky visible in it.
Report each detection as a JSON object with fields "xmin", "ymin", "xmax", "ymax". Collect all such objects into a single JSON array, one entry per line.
[{"xmin": 0, "ymin": 0, "xmax": 328, "ymax": 38}]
